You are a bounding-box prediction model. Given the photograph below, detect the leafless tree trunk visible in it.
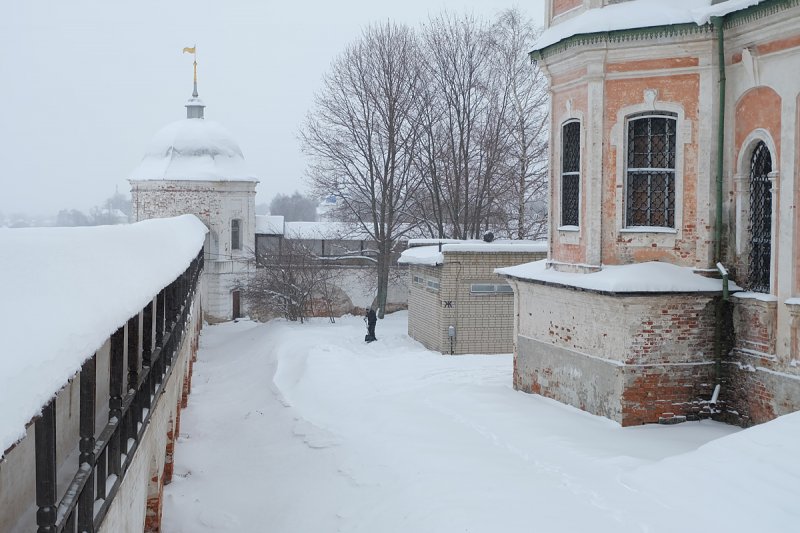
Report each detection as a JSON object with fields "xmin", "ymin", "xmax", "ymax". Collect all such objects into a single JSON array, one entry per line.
[
  {"xmin": 242, "ymin": 241, "xmax": 337, "ymax": 323},
  {"xmin": 302, "ymin": 22, "xmax": 423, "ymax": 318}
]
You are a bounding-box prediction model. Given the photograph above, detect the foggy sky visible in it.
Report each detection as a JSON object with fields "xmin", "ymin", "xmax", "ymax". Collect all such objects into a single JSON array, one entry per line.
[{"xmin": 0, "ymin": 1, "xmax": 544, "ymax": 216}]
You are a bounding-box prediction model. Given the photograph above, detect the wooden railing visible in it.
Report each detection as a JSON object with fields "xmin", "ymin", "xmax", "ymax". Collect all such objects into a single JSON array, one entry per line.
[{"xmin": 33, "ymin": 249, "xmax": 204, "ymax": 533}]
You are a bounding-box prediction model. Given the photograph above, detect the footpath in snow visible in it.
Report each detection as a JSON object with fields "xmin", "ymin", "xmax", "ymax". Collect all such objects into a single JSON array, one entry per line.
[{"xmin": 163, "ymin": 312, "xmax": 799, "ymax": 533}]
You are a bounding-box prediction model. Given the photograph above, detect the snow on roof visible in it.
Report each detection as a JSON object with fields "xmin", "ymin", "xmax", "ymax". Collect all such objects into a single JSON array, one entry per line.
[
  {"xmin": 534, "ymin": 0, "xmax": 766, "ymax": 52},
  {"xmin": 399, "ymin": 240, "xmax": 547, "ymax": 266},
  {"xmin": 255, "ymin": 215, "xmax": 285, "ymax": 235},
  {"xmin": 442, "ymin": 241, "xmax": 548, "ymax": 254},
  {"xmin": 130, "ymin": 118, "xmax": 257, "ymax": 182},
  {"xmin": 733, "ymin": 291, "xmax": 779, "ymax": 302},
  {"xmin": 407, "ymin": 238, "xmax": 464, "ymax": 248},
  {"xmin": 0, "ymin": 215, "xmax": 208, "ymax": 456},
  {"xmin": 398, "ymin": 245, "xmax": 443, "ymax": 266},
  {"xmin": 498, "ymin": 259, "xmax": 742, "ymax": 293},
  {"xmin": 284, "ymin": 221, "xmax": 371, "ymax": 240}
]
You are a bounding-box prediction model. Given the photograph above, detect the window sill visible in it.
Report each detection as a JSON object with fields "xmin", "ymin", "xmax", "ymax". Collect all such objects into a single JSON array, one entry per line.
[
  {"xmin": 619, "ymin": 226, "xmax": 677, "ymax": 234},
  {"xmin": 557, "ymin": 225, "xmax": 580, "ymax": 232}
]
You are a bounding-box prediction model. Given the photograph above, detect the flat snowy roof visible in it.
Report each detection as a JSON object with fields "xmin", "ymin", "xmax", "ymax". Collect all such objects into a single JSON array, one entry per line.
[
  {"xmin": 398, "ymin": 240, "xmax": 547, "ymax": 266},
  {"xmin": 255, "ymin": 215, "xmax": 285, "ymax": 235},
  {"xmin": 498, "ymin": 260, "xmax": 741, "ymax": 293},
  {"xmin": 0, "ymin": 215, "xmax": 208, "ymax": 456},
  {"xmin": 398, "ymin": 245, "xmax": 443, "ymax": 266},
  {"xmin": 534, "ymin": 0, "xmax": 765, "ymax": 52}
]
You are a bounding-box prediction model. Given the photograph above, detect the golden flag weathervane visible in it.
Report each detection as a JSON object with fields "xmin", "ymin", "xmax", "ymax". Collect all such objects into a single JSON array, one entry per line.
[{"xmin": 182, "ymin": 45, "xmax": 197, "ymax": 84}]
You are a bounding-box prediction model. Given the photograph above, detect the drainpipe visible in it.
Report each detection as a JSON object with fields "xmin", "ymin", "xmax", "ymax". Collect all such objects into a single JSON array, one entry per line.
[
  {"xmin": 711, "ymin": 16, "xmax": 727, "ymax": 408},
  {"xmin": 712, "ymin": 16, "xmax": 726, "ymax": 266}
]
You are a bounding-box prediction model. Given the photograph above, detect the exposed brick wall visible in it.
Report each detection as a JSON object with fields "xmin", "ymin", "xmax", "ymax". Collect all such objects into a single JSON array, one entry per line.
[
  {"xmin": 733, "ymin": 87, "xmax": 782, "ymax": 171},
  {"xmin": 621, "ymin": 364, "xmax": 715, "ymax": 426},
  {"xmin": 722, "ymin": 356, "xmax": 800, "ymax": 427},
  {"xmin": 602, "ymin": 74, "xmax": 701, "ymax": 267},
  {"xmin": 144, "ymin": 470, "xmax": 163, "ymax": 533},
  {"xmin": 607, "ymin": 57, "xmax": 699, "ymax": 73},
  {"xmin": 552, "ymin": 0, "xmax": 582, "ymax": 18},
  {"xmin": 732, "ymin": 296, "xmax": 777, "ymax": 355},
  {"xmin": 163, "ymin": 418, "xmax": 175, "ymax": 486},
  {"xmin": 551, "ymin": 84, "xmax": 590, "ymax": 267},
  {"xmin": 131, "ymin": 179, "xmax": 256, "ymax": 323},
  {"xmin": 514, "ymin": 280, "xmax": 719, "ymax": 425},
  {"xmin": 722, "ymin": 299, "xmax": 800, "ymax": 426}
]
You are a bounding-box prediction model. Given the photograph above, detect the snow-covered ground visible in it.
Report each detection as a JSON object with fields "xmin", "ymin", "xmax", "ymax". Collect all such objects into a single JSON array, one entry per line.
[{"xmin": 163, "ymin": 312, "xmax": 799, "ymax": 532}]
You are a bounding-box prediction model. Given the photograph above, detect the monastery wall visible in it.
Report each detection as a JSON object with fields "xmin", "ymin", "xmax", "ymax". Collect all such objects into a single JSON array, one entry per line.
[{"xmin": 99, "ymin": 296, "xmax": 201, "ymax": 533}]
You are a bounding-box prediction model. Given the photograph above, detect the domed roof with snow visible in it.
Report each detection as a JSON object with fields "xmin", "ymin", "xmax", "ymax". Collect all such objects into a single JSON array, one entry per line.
[
  {"xmin": 131, "ymin": 118, "xmax": 256, "ymax": 182},
  {"xmin": 130, "ymin": 88, "xmax": 257, "ymax": 182}
]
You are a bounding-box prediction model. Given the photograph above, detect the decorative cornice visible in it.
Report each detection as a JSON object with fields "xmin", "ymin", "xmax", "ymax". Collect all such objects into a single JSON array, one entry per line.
[
  {"xmin": 534, "ymin": 0, "xmax": 798, "ymax": 62},
  {"xmin": 537, "ymin": 23, "xmax": 714, "ymax": 61},
  {"xmin": 724, "ymin": 0, "xmax": 797, "ymax": 30}
]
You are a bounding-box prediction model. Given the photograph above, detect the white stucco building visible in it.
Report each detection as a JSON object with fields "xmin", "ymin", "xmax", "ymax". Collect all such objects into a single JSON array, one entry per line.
[{"xmin": 130, "ymin": 78, "xmax": 257, "ymax": 322}]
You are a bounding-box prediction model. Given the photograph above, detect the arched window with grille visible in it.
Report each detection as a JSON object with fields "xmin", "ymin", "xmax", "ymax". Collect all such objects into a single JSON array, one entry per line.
[
  {"xmin": 748, "ymin": 141, "xmax": 772, "ymax": 293},
  {"xmin": 561, "ymin": 120, "xmax": 580, "ymax": 227},
  {"xmin": 625, "ymin": 112, "xmax": 677, "ymax": 228}
]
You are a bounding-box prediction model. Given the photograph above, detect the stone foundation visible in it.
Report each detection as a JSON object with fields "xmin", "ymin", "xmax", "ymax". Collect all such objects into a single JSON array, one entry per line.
[{"xmin": 512, "ymin": 280, "xmax": 720, "ymax": 426}]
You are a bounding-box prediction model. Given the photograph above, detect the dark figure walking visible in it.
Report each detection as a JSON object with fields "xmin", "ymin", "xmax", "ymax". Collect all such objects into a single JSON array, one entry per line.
[{"xmin": 365, "ymin": 308, "xmax": 377, "ymax": 342}]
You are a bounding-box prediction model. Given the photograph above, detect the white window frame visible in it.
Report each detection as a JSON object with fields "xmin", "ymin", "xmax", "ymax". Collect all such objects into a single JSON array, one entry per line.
[
  {"xmin": 610, "ymin": 92, "xmax": 690, "ymax": 247},
  {"xmin": 624, "ymin": 112, "xmax": 678, "ymax": 229},
  {"xmin": 470, "ymin": 283, "xmax": 513, "ymax": 294}
]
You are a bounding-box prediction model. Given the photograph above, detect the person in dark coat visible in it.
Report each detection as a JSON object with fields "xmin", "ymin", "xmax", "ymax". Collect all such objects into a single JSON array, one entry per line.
[{"xmin": 365, "ymin": 307, "xmax": 377, "ymax": 342}]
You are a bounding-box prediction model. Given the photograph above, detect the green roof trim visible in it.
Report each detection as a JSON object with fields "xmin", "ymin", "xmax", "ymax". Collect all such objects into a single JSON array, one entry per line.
[
  {"xmin": 724, "ymin": 0, "xmax": 797, "ymax": 29},
  {"xmin": 534, "ymin": 22, "xmax": 712, "ymax": 61},
  {"xmin": 532, "ymin": 0, "xmax": 796, "ymax": 61}
]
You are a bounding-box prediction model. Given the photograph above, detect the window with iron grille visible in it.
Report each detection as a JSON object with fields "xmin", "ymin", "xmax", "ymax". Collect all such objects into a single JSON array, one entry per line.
[
  {"xmin": 561, "ymin": 121, "xmax": 581, "ymax": 227},
  {"xmin": 747, "ymin": 141, "xmax": 772, "ymax": 293},
  {"xmin": 625, "ymin": 112, "xmax": 677, "ymax": 228}
]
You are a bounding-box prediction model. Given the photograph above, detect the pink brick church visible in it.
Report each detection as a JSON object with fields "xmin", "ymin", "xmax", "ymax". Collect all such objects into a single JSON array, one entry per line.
[{"xmin": 500, "ymin": 0, "xmax": 800, "ymax": 426}]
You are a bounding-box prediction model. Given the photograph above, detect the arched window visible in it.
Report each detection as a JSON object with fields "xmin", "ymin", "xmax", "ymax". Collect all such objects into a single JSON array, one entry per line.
[
  {"xmin": 231, "ymin": 219, "xmax": 241, "ymax": 250},
  {"xmin": 625, "ymin": 112, "xmax": 677, "ymax": 227},
  {"xmin": 747, "ymin": 141, "xmax": 772, "ymax": 292},
  {"xmin": 561, "ymin": 120, "xmax": 581, "ymax": 227}
]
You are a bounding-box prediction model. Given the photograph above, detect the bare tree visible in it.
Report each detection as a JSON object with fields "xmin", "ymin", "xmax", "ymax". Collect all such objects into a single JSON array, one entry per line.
[
  {"xmin": 490, "ymin": 8, "xmax": 549, "ymax": 240},
  {"xmin": 243, "ymin": 240, "xmax": 339, "ymax": 322},
  {"xmin": 416, "ymin": 12, "xmax": 493, "ymax": 239},
  {"xmin": 302, "ymin": 21, "xmax": 423, "ymax": 318},
  {"xmin": 409, "ymin": 10, "xmax": 548, "ymax": 240}
]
